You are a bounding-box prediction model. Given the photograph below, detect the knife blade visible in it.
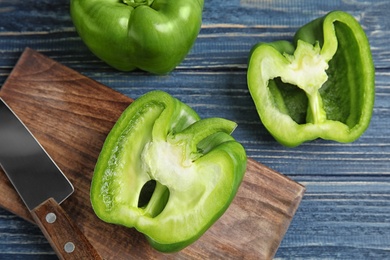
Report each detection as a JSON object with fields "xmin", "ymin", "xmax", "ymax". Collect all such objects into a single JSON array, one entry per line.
[{"xmin": 0, "ymin": 98, "xmax": 102, "ymax": 260}]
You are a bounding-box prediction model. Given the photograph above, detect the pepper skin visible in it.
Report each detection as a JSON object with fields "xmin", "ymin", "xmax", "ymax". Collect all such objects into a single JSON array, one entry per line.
[
  {"xmin": 91, "ymin": 90, "xmax": 247, "ymax": 252},
  {"xmin": 70, "ymin": 0, "xmax": 204, "ymax": 74},
  {"xmin": 247, "ymin": 11, "xmax": 375, "ymax": 147}
]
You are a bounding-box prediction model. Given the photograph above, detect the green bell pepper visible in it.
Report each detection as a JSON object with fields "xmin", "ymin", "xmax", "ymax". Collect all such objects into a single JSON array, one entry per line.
[
  {"xmin": 91, "ymin": 90, "xmax": 247, "ymax": 252},
  {"xmin": 247, "ymin": 11, "xmax": 375, "ymax": 147},
  {"xmin": 70, "ymin": 0, "xmax": 204, "ymax": 74}
]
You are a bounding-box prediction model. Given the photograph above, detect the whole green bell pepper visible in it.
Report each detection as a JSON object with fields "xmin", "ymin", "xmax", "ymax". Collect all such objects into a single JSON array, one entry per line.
[
  {"xmin": 70, "ymin": 0, "xmax": 204, "ymax": 74},
  {"xmin": 247, "ymin": 11, "xmax": 375, "ymax": 147},
  {"xmin": 91, "ymin": 90, "xmax": 247, "ymax": 252}
]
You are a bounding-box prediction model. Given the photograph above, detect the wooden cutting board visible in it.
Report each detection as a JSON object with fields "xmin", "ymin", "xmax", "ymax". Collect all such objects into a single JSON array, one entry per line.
[{"xmin": 0, "ymin": 48, "xmax": 305, "ymax": 259}]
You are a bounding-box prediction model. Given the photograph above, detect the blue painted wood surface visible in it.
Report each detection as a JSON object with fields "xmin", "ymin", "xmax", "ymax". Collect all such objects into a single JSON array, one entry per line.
[{"xmin": 1, "ymin": 0, "xmax": 389, "ymax": 258}]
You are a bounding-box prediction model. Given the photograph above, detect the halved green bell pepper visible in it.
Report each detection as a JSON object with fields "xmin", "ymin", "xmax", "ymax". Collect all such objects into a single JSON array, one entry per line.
[
  {"xmin": 247, "ymin": 11, "xmax": 375, "ymax": 147},
  {"xmin": 91, "ymin": 90, "xmax": 247, "ymax": 252},
  {"xmin": 70, "ymin": 0, "xmax": 204, "ymax": 74}
]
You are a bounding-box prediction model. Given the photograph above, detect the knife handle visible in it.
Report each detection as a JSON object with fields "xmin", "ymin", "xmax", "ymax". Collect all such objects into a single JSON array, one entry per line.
[{"xmin": 31, "ymin": 198, "xmax": 103, "ymax": 260}]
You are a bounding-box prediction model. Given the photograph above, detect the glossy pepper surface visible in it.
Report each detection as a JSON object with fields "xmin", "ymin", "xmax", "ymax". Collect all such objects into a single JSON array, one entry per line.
[
  {"xmin": 247, "ymin": 11, "xmax": 375, "ymax": 147},
  {"xmin": 70, "ymin": 0, "xmax": 204, "ymax": 74},
  {"xmin": 91, "ymin": 90, "xmax": 247, "ymax": 252}
]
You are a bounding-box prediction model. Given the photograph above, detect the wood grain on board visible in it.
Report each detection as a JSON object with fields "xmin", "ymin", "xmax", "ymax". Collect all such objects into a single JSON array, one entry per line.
[{"xmin": 0, "ymin": 48, "xmax": 304, "ymax": 259}]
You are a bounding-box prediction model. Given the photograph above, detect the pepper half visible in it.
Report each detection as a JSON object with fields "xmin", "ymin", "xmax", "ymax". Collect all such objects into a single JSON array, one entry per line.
[
  {"xmin": 70, "ymin": 0, "xmax": 204, "ymax": 74},
  {"xmin": 91, "ymin": 90, "xmax": 247, "ymax": 252},
  {"xmin": 247, "ymin": 11, "xmax": 375, "ymax": 147}
]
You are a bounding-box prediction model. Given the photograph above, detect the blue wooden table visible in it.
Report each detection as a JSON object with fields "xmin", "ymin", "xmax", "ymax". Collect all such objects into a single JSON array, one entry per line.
[{"xmin": 1, "ymin": 0, "xmax": 389, "ymax": 259}]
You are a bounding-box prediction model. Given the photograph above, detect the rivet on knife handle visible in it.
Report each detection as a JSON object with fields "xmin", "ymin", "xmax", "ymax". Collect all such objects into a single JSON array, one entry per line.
[{"xmin": 31, "ymin": 198, "xmax": 102, "ymax": 260}]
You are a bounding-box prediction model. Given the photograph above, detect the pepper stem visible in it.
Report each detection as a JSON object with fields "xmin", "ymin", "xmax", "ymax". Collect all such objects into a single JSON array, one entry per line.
[
  {"xmin": 169, "ymin": 118, "xmax": 237, "ymax": 161},
  {"xmin": 282, "ymin": 40, "xmax": 329, "ymax": 125},
  {"xmin": 123, "ymin": 0, "xmax": 154, "ymax": 7}
]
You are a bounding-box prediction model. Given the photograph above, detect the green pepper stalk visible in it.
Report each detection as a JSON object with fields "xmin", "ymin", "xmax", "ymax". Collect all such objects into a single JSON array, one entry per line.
[
  {"xmin": 91, "ymin": 90, "xmax": 247, "ymax": 252},
  {"xmin": 70, "ymin": 0, "xmax": 204, "ymax": 74},
  {"xmin": 247, "ymin": 11, "xmax": 375, "ymax": 147}
]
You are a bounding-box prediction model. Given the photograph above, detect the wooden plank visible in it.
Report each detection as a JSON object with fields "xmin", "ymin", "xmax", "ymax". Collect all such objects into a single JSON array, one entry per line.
[
  {"xmin": 0, "ymin": 48, "xmax": 304, "ymax": 259},
  {"xmin": 0, "ymin": 1, "xmax": 389, "ymax": 73}
]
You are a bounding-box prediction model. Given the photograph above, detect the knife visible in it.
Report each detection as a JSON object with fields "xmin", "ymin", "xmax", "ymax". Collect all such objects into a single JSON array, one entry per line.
[{"xmin": 0, "ymin": 98, "xmax": 102, "ymax": 260}]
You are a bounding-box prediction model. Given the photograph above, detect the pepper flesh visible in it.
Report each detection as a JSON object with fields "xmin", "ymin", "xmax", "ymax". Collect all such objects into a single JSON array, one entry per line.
[
  {"xmin": 70, "ymin": 0, "xmax": 204, "ymax": 74},
  {"xmin": 91, "ymin": 90, "xmax": 247, "ymax": 252},
  {"xmin": 247, "ymin": 11, "xmax": 375, "ymax": 147}
]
